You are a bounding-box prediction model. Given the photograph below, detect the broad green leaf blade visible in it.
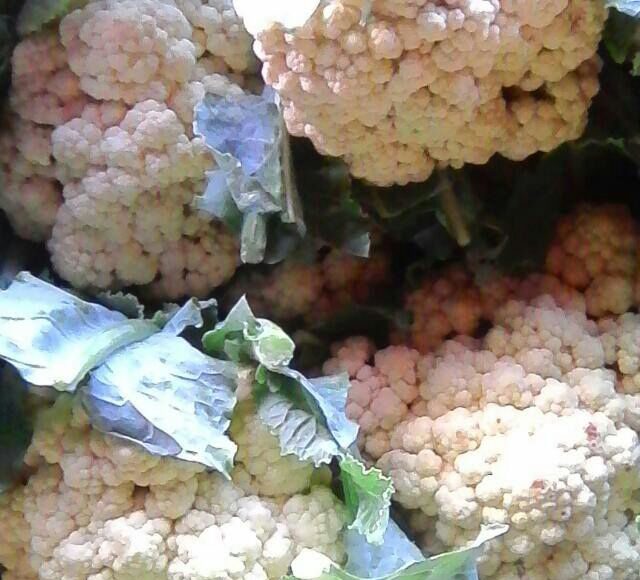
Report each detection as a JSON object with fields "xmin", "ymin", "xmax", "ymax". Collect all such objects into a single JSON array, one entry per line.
[
  {"xmin": 83, "ymin": 333, "xmax": 238, "ymax": 476},
  {"xmin": 340, "ymin": 455, "xmax": 393, "ymax": 545},
  {"xmin": 289, "ymin": 524, "xmax": 508, "ymax": 579},
  {"xmin": 281, "ymin": 369, "xmax": 359, "ymax": 451},
  {"xmin": 17, "ymin": 0, "xmax": 87, "ymax": 36},
  {"xmin": 606, "ymin": 0, "xmax": 640, "ymax": 17},
  {"xmin": 233, "ymin": 0, "xmax": 321, "ymax": 35},
  {"xmin": 257, "ymin": 391, "xmax": 339, "ymax": 466},
  {"xmin": 0, "ymin": 273, "xmax": 158, "ymax": 391}
]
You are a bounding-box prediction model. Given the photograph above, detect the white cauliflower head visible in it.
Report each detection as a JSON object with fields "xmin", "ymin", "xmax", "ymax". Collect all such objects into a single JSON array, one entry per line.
[
  {"xmin": 0, "ymin": 396, "xmax": 348, "ymax": 580},
  {"xmin": 337, "ymin": 296, "xmax": 640, "ymax": 579},
  {"xmin": 248, "ymin": 0, "xmax": 606, "ymax": 185}
]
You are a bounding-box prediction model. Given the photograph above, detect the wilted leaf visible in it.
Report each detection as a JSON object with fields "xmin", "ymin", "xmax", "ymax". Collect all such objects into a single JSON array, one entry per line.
[{"xmin": 83, "ymin": 333, "xmax": 238, "ymax": 476}]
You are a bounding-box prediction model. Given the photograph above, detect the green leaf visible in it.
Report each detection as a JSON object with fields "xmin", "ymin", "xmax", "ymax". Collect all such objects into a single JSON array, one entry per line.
[
  {"xmin": 257, "ymin": 391, "xmax": 339, "ymax": 466},
  {"xmin": 194, "ymin": 91, "xmax": 306, "ymax": 265},
  {"xmin": 340, "ymin": 455, "xmax": 393, "ymax": 545},
  {"xmin": 83, "ymin": 333, "xmax": 238, "ymax": 476},
  {"xmin": 0, "ymin": 273, "xmax": 158, "ymax": 391},
  {"xmin": 289, "ymin": 524, "xmax": 508, "ymax": 580},
  {"xmin": 16, "ymin": 0, "xmax": 87, "ymax": 36}
]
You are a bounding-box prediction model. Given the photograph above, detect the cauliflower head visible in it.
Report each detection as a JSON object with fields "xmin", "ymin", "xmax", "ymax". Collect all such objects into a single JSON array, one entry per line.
[
  {"xmin": 249, "ymin": 0, "xmax": 606, "ymax": 186},
  {"xmin": 328, "ymin": 296, "xmax": 640, "ymax": 579},
  {"xmin": 0, "ymin": 396, "xmax": 348, "ymax": 580},
  {"xmin": 0, "ymin": 0, "xmax": 261, "ymax": 299}
]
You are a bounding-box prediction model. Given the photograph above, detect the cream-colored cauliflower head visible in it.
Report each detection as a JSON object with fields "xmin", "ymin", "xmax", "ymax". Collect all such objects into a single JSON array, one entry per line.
[
  {"xmin": 338, "ymin": 297, "xmax": 640, "ymax": 579},
  {"xmin": 0, "ymin": 397, "xmax": 348, "ymax": 580},
  {"xmin": 49, "ymin": 86, "xmax": 240, "ymax": 297},
  {"xmin": 249, "ymin": 0, "xmax": 606, "ymax": 186},
  {"xmin": 0, "ymin": 0, "xmax": 259, "ymax": 299}
]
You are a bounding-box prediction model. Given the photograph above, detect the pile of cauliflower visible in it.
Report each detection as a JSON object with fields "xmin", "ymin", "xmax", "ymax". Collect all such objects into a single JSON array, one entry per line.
[
  {"xmin": 250, "ymin": 0, "xmax": 607, "ymax": 186},
  {"xmin": 0, "ymin": 0, "xmax": 259, "ymax": 299},
  {"xmin": 0, "ymin": 397, "xmax": 347, "ymax": 580},
  {"xmin": 322, "ymin": 203, "xmax": 640, "ymax": 579}
]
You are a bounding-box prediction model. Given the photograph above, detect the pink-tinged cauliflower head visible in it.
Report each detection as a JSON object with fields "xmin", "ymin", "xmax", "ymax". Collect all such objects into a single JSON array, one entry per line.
[
  {"xmin": 250, "ymin": 0, "xmax": 606, "ymax": 185},
  {"xmin": 0, "ymin": 397, "xmax": 348, "ymax": 580},
  {"xmin": 10, "ymin": 31, "xmax": 88, "ymax": 126},
  {"xmin": 49, "ymin": 88, "xmax": 240, "ymax": 298},
  {"xmin": 174, "ymin": 0, "xmax": 258, "ymax": 72},
  {"xmin": 0, "ymin": 119, "xmax": 62, "ymax": 242},
  {"xmin": 398, "ymin": 265, "xmax": 585, "ymax": 354},
  {"xmin": 59, "ymin": 0, "xmax": 199, "ymax": 105},
  {"xmin": 226, "ymin": 247, "xmax": 391, "ymax": 325},
  {"xmin": 546, "ymin": 203, "xmax": 640, "ymax": 318},
  {"xmin": 337, "ymin": 297, "xmax": 640, "ymax": 578}
]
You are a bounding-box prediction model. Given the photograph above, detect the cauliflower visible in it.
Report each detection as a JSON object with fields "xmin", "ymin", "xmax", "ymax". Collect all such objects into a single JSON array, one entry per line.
[
  {"xmin": 247, "ymin": 0, "xmax": 606, "ymax": 185},
  {"xmin": 0, "ymin": 0, "xmax": 260, "ymax": 299},
  {"xmin": 225, "ymin": 246, "xmax": 390, "ymax": 325},
  {"xmin": 545, "ymin": 203, "xmax": 640, "ymax": 318},
  {"xmin": 328, "ymin": 295, "xmax": 640, "ymax": 579},
  {"xmin": 0, "ymin": 397, "xmax": 348, "ymax": 580}
]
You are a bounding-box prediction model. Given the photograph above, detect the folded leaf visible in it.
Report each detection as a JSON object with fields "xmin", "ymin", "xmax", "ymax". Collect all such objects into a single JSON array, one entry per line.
[
  {"xmin": 83, "ymin": 333, "xmax": 238, "ymax": 476},
  {"xmin": 257, "ymin": 391, "xmax": 339, "ymax": 466},
  {"xmin": 0, "ymin": 273, "xmax": 158, "ymax": 391},
  {"xmin": 194, "ymin": 91, "xmax": 305, "ymax": 264},
  {"xmin": 289, "ymin": 524, "xmax": 509, "ymax": 580},
  {"xmin": 340, "ymin": 455, "xmax": 393, "ymax": 545}
]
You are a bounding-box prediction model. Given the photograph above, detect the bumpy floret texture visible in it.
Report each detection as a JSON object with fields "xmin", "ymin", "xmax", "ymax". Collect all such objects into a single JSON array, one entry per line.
[
  {"xmin": 0, "ymin": 397, "xmax": 347, "ymax": 580},
  {"xmin": 328, "ymin": 295, "xmax": 640, "ymax": 579},
  {"xmin": 251, "ymin": 0, "xmax": 606, "ymax": 185},
  {"xmin": 225, "ymin": 247, "xmax": 390, "ymax": 324},
  {"xmin": 399, "ymin": 264, "xmax": 586, "ymax": 354},
  {"xmin": 546, "ymin": 204, "xmax": 640, "ymax": 318},
  {"xmin": 0, "ymin": 0, "xmax": 258, "ymax": 298},
  {"xmin": 0, "ymin": 30, "xmax": 87, "ymax": 241},
  {"xmin": 173, "ymin": 0, "xmax": 257, "ymax": 72}
]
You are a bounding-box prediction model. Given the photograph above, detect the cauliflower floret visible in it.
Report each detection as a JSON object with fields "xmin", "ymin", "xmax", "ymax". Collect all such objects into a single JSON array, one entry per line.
[
  {"xmin": 173, "ymin": 0, "xmax": 257, "ymax": 71},
  {"xmin": 0, "ymin": 397, "xmax": 347, "ymax": 579},
  {"xmin": 0, "ymin": 120, "xmax": 62, "ymax": 241},
  {"xmin": 323, "ymin": 340, "xmax": 422, "ymax": 459},
  {"xmin": 546, "ymin": 204, "xmax": 640, "ymax": 318},
  {"xmin": 249, "ymin": 0, "xmax": 606, "ymax": 185},
  {"xmin": 10, "ymin": 31, "xmax": 88, "ymax": 126},
  {"xmin": 60, "ymin": 0, "xmax": 198, "ymax": 105},
  {"xmin": 226, "ymin": 247, "xmax": 391, "ymax": 325},
  {"xmin": 229, "ymin": 402, "xmax": 316, "ymax": 497}
]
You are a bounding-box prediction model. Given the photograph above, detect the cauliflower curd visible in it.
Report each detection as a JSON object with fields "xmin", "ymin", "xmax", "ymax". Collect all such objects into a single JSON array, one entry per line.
[
  {"xmin": 250, "ymin": 0, "xmax": 606, "ymax": 186},
  {"xmin": 0, "ymin": 397, "xmax": 347, "ymax": 580},
  {"xmin": 324, "ymin": 206, "xmax": 640, "ymax": 579},
  {"xmin": 0, "ymin": 0, "xmax": 260, "ymax": 299}
]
